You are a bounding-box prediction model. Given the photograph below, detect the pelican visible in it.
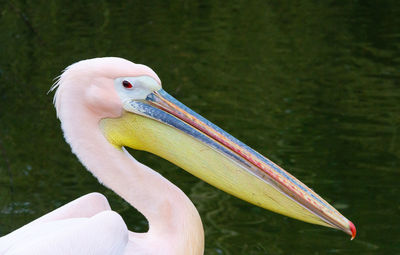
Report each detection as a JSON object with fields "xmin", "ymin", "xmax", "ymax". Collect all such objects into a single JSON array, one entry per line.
[{"xmin": 0, "ymin": 57, "xmax": 356, "ymax": 254}]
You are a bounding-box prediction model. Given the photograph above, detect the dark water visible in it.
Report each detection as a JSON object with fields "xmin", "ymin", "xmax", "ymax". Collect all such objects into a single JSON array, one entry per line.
[{"xmin": 0, "ymin": 1, "xmax": 399, "ymax": 254}]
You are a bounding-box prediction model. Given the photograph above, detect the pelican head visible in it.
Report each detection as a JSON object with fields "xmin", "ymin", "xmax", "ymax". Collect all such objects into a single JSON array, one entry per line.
[{"xmin": 52, "ymin": 57, "xmax": 356, "ymax": 239}]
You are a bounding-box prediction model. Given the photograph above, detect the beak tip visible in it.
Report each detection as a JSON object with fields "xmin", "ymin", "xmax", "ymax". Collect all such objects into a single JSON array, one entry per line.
[{"xmin": 349, "ymin": 220, "xmax": 356, "ymax": 240}]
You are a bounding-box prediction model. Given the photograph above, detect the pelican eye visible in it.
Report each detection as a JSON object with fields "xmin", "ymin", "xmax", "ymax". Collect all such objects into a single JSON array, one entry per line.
[{"xmin": 122, "ymin": 80, "xmax": 133, "ymax": 89}]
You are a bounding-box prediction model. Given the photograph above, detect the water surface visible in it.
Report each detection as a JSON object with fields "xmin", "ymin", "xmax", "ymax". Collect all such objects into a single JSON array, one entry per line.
[{"xmin": 0, "ymin": 1, "xmax": 399, "ymax": 254}]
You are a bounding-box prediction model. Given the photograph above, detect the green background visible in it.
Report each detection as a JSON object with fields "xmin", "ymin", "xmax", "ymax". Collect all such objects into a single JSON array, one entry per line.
[{"xmin": 1, "ymin": 1, "xmax": 399, "ymax": 254}]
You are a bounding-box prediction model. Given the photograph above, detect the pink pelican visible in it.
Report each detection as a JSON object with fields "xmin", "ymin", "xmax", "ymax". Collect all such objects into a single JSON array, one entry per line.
[{"xmin": 0, "ymin": 57, "xmax": 356, "ymax": 254}]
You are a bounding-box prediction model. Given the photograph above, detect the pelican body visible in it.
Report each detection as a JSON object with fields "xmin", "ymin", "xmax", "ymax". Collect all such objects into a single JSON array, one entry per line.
[{"xmin": 0, "ymin": 58, "xmax": 355, "ymax": 254}]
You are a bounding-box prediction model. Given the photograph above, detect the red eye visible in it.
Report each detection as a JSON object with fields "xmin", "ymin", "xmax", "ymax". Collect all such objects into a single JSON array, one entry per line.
[{"xmin": 122, "ymin": 80, "xmax": 133, "ymax": 89}]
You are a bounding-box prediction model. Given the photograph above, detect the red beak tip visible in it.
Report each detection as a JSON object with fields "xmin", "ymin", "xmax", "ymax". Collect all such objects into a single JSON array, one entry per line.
[{"xmin": 349, "ymin": 221, "xmax": 356, "ymax": 240}]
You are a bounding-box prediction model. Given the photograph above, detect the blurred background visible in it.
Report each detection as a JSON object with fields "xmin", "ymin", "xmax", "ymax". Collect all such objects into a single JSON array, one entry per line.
[{"xmin": 0, "ymin": 0, "xmax": 399, "ymax": 254}]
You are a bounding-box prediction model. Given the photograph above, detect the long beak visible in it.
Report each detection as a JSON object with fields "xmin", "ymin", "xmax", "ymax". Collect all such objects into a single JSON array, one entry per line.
[{"xmin": 102, "ymin": 88, "xmax": 356, "ymax": 239}]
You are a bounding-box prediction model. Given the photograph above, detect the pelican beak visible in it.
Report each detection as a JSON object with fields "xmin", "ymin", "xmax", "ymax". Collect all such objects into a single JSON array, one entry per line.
[{"xmin": 101, "ymin": 88, "xmax": 356, "ymax": 239}]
